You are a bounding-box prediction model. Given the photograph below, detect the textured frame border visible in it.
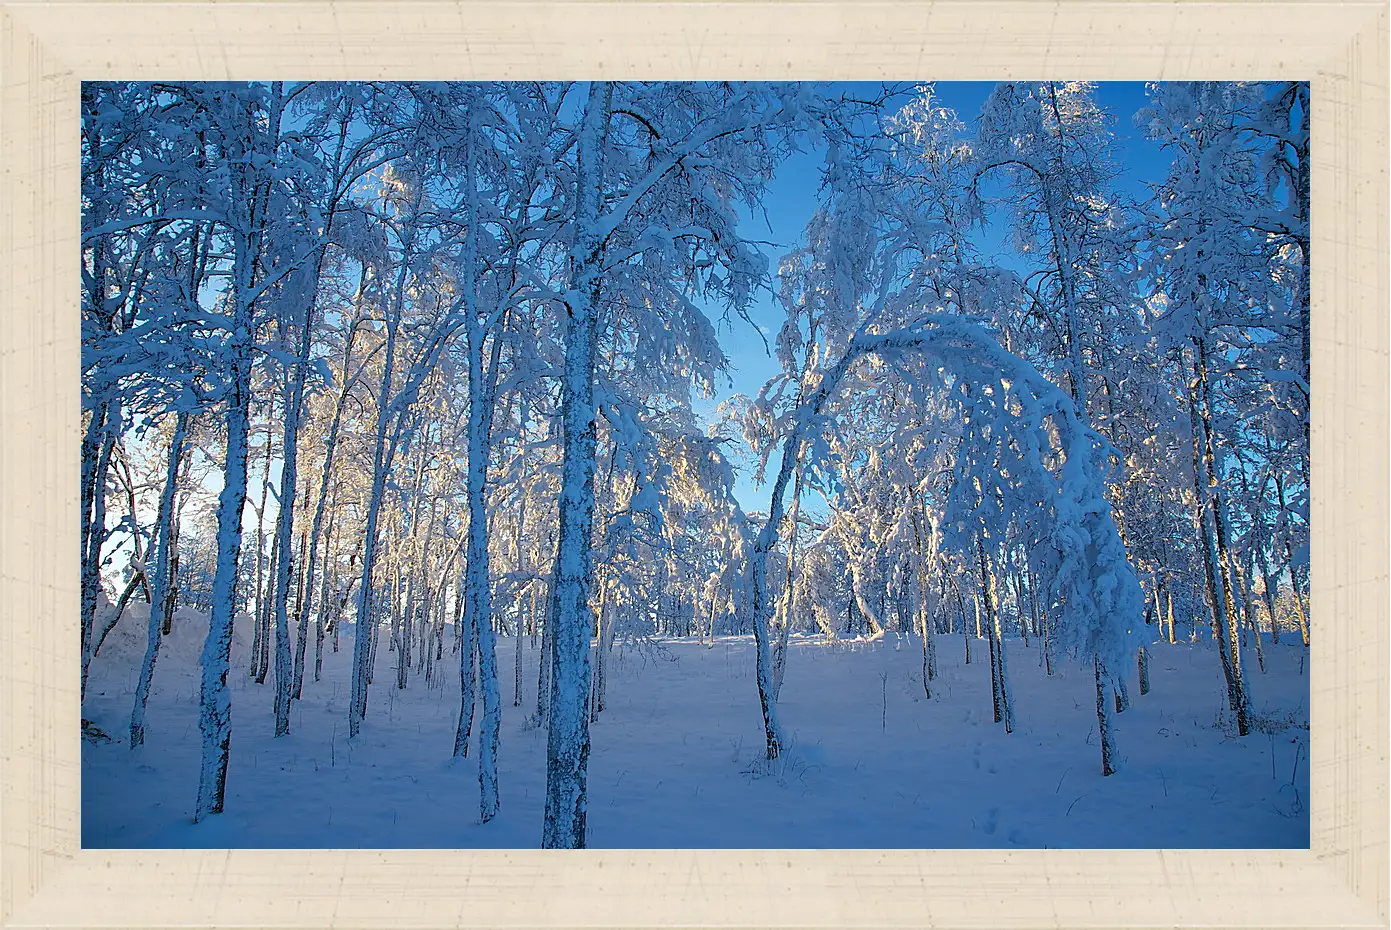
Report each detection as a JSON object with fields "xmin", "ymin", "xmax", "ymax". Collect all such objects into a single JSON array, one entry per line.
[{"xmin": 0, "ymin": 2, "xmax": 1385, "ymax": 927}]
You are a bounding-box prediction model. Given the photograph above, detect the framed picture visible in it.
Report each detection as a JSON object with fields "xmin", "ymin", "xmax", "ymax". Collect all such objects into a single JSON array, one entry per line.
[{"xmin": 2, "ymin": 1, "xmax": 1385, "ymax": 926}]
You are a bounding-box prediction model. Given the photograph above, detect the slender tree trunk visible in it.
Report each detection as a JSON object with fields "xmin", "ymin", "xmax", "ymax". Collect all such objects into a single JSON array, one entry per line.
[
  {"xmin": 314, "ymin": 520, "xmax": 332, "ymax": 682},
  {"xmin": 1236, "ymin": 557, "xmax": 1267, "ymax": 674},
  {"xmin": 130, "ymin": 411, "xmax": 188, "ymax": 747},
  {"xmin": 348, "ymin": 204, "xmax": 416, "ymax": 738},
  {"xmin": 455, "ymin": 117, "xmax": 507, "ymax": 821},
  {"xmin": 511, "ymin": 452, "xmax": 530, "ymax": 710},
  {"xmin": 95, "ymin": 570, "xmax": 144, "ymax": 658},
  {"xmin": 83, "ymin": 429, "xmax": 120, "ymax": 689},
  {"xmin": 248, "ymin": 424, "xmax": 273, "ymax": 681},
  {"xmin": 1186, "ymin": 364, "xmax": 1247, "ymax": 734},
  {"xmin": 367, "ymin": 588, "xmax": 381, "ymax": 685},
  {"xmin": 162, "ymin": 512, "xmax": 181, "ymax": 636},
  {"xmin": 980, "ymin": 554, "xmax": 1001, "ymax": 723},
  {"xmin": 454, "ymin": 614, "xmax": 478, "ymax": 757},
  {"xmin": 462, "ymin": 325, "xmax": 504, "ymax": 820},
  {"xmin": 111, "ymin": 444, "xmax": 154, "ymax": 606},
  {"xmin": 256, "ymin": 528, "xmax": 277, "ymax": 685},
  {"xmin": 1254, "ymin": 532, "xmax": 1282, "ymax": 645},
  {"xmin": 589, "ymin": 447, "xmax": 627, "ymax": 719},
  {"xmin": 536, "ymin": 585, "xmax": 553, "ymax": 725},
  {"xmin": 977, "ymin": 538, "xmax": 1012, "ymax": 731},
  {"xmin": 1010, "ymin": 566, "xmax": 1031, "ymax": 648},
  {"xmin": 1164, "ymin": 579, "xmax": 1177, "ymax": 645},
  {"xmin": 600, "ymin": 581, "xmax": 621, "ymax": 709},
  {"xmin": 590, "ymin": 583, "xmax": 609, "ymax": 723},
  {"xmin": 955, "ymin": 581, "xmax": 971, "ymax": 666},
  {"xmin": 706, "ymin": 585, "xmax": 718, "ymax": 646},
  {"xmin": 82, "ymin": 121, "xmax": 128, "ymax": 700},
  {"xmin": 299, "ymin": 316, "xmax": 363, "ymax": 692},
  {"xmin": 290, "ymin": 524, "xmax": 310, "ymax": 697},
  {"xmin": 1094, "ymin": 658, "xmax": 1116, "ymax": 776},
  {"xmin": 195, "ymin": 141, "xmax": 265, "ymax": 818},
  {"xmin": 162, "ymin": 464, "xmax": 187, "ymax": 639},
  {"xmin": 1195, "ymin": 343, "xmax": 1251, "ymax": 734},
  {"xmin": 772, "ymin": 467, "xmax": 804, "ymax": 697},
  {"xmin": 80, "ymin": 401, "xmax": 114, "ymax": 701},
  {"xmin": 396, "ymin": 565, "xmax": 411, "ymax": 689},
  {"xmin": 1275, "ymin": 475, "xmax": 1310, "ymax": 646},
  {"xmin": 994, "ymin": 605, "xmax": 1014, "ymax": 733},
  {"xmin": 514, "ymin": 592, "xmax": 525, "ymax": 708},
  {"xmin": 271, "ymin": 333, "xmax": 313, "ymax": 736},
  {"xmin": 453, "ymin": 571, "xmax": 465, "ymax": 654},
  {"xmin": 1027, "ymin": 571, "xmax": 1043, "ymax": 640},
  {"xmin": 910, "ymin": 509, "xmax": 936, "ymax": 697},
  {"xmin": 530, "ymin": 580, "xmax": 540, "ymax": 648}
]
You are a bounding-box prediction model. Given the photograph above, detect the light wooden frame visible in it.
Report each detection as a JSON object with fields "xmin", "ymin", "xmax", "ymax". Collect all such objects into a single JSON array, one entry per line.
[{"xmin": 1, "ymin": 2, "xmax": 1385, "ymax": 927}]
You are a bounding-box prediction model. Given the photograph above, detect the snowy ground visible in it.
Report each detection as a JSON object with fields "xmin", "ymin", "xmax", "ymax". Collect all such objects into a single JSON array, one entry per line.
[{"xmin": 82, "ymin": 605, "xmax": 1309, "ymax": 848}]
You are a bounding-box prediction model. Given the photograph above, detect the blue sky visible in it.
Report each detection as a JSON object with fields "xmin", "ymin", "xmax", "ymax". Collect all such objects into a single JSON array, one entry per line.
[{"xmin": 699, "ymin": 81, "xmax": 1169, "ymax": 514}]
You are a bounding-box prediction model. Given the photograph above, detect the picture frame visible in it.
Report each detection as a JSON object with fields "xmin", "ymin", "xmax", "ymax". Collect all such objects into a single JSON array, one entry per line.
[{"xmin": 1, "ymin": 1, "xmax": 1384, "ymax": 926}]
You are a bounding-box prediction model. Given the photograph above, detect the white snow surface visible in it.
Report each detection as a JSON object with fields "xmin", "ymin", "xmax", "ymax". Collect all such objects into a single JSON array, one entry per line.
[{"xmin": 83, "ymin": 604, "xmax": 1309, "ymax": 848}]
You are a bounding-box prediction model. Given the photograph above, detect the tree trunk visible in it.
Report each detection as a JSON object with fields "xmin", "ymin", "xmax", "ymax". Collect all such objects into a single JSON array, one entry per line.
[
  {"xmin": 590, "ymin": 579, "xmax": 611, "ymax": 722},
  {"xmin": 313, "ymin": 510, "xmax": 335, "ymax": 682},
  {"xmin": 1164, "ymin": 579, "xmax": 1177, "ymax": 645},
  {"xmin": 367, "ymin": 590, "xmax": 381, "ymax": 686},
  {"xmin": 271, "ymin": 410, "xmax": 307, "ymax": 736},
  {"xmin": 249, "ymin": 422, "xmax": 274, "ymax": 681},
  {"xmin": 1274, "ymin": 475, "xmax": 1309, "ymax": 646},
  {"xmin": 1010, "ymin": 566, "xmax": 1031, "ymax": 648},
  {"xmin": 95, "ymin": 570, "xmax": 144, "ymax": 658},
  {"xmin": 195, "ymin": 147, "xmax": 264, "ymax": 819},
  {"xmin": 980, "ymin": 556, "xmax": 1001, "ymax": 723},
  {"xmin": 130, "ymin": 411, "xmax": 188, "ymax": 747},
  {"xmin": 910, "ymin": 509, "xmax": 936, "ymax": 697},
  {"xmin": 955, "ymin": 582, "xmax": 972, "ymax": 666},
  {"xmin": 1254, "ymin": 533, "xmax": 1282, "ymax": 645},
  {"xmin": 977, "ymin": 538, "xmax": 1012, "ymax": 731},
  {"xmin": 1094, "ymin": 658, "xmax": 1116, "ymax": 776},
  {"xmin": 112, "ymin": 443, "xmax": 154, "ymax": 608},
  {"xmin": 772, "ymin": 467, "xmax": 804, "ymax": 697},
  {"xmin": 463, "ymin": 325, "xmax": 504, "ymax": 820},
  {"xmin": 163, "ymin": 493, "xmax": 182, "ymax": 638},
  {"xmin": 1186, "ymin": 357, "xmax": 1248, "ymax": 735},
  {"xmin": 536, "ymin": 586, "xmax": 553, "ymax": 725},
  {"xmin": 80, "ymin": 400, "xmax": 114, "ymax": 702},
  {"xmin": 290, "ymin": 523, "xmax": 310, "ymax": 697},
  {"xmin": 541, "ymin": 82, "xmax": 614, "ymax": 850},
  {"xmin": 454, "ymin": 615, "xmax": 478, "ymax": 757},
  {"xmin": 271, "ymin": 260, "xmax": 320, "ymax": 729},
  {"xmin": 1236, "ymin": 556, "xmax": 1267, "ymax": 674},
  {"xmin": 455, "ymin": 115, "xmax": 507, "ymax": 821},
  {"xmin": 256, "ymin": 527, "xmax": 277, "ymax": 685},
  {"xmin": 1195, "ymin": 343, "xmax": 1251, "ymax": 734},
  {"xmin": 514, "ymin": 591, "xmax": 526, "ymax": 708},
  {"xmin": 348, "ymin": 200, "xmax": 416, "ymax": 739},
  {"xmin": 994, "ymin": 608, "xmax": 1015, "ymax": 734},
  {"xmin": 511, "ymin": 458, "xmax": 530, "ymax": 710}
]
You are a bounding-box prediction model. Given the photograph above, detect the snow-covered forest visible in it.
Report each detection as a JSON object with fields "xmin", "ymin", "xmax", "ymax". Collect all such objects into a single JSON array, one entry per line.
[{"xmin": 81, "ymin": 81, "xmax": 1309, "ymax": 849}]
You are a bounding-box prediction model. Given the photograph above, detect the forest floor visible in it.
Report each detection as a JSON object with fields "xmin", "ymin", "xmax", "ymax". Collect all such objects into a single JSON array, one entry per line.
[{"xmin": 82, "ymin": 604, "xmax": 1310, "ymax": 848}]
